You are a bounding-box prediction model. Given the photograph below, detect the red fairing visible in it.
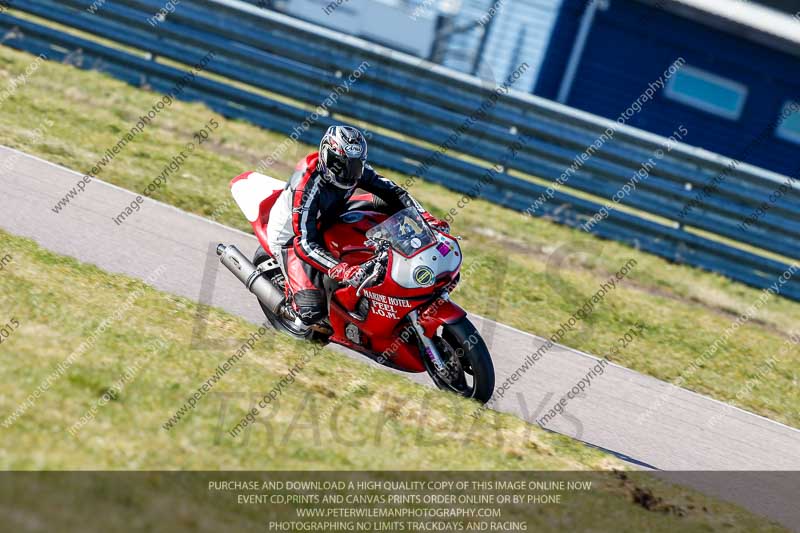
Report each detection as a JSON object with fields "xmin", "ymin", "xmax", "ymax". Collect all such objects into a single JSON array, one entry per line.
[
  {"xmin": 323, "ymin": 210, "xmax": 383, "ymax": 263},
  {"xmin": 230, "ymin": 171, "xmax": 282, "ymax": 255},
  {"xmin": 230, "ymin": 171, "xmax": 253, "ymax": 187},
  {"xmin": 418, "ymin": 299, "xmax": 467, "ymax": 338},
  {"xmin": 326, "ymin": 296, "xmax": 427, "ymax": 372},
  {"xmin": 349, "ymin": 192, "xmax": 374, "ymax": 204},
  {"xmin": 316, "ymin": 215, "xmax": 463, "ymax": 373},
  {"xmin": 296, "ymin": 152, "xmax": 317, "ymax": 172},
  {"xmin": 251, "ymin": 204, "xmax": 273, "ymax": 254}
]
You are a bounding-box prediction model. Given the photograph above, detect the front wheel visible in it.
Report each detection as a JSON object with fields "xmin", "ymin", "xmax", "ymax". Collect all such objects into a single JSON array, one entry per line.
[{"xmin": 427, "ymin": 318, "xmax": 495, "ymax": 403}]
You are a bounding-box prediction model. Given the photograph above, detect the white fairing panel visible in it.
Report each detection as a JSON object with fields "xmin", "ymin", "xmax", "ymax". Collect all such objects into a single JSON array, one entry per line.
[
  {"xmin": 231, "ymin": 172, "xmax": 285, "ymax": 222},
  {"xmin": 390, "ymin": 234, "xmax": 462, "ymax": 289}
]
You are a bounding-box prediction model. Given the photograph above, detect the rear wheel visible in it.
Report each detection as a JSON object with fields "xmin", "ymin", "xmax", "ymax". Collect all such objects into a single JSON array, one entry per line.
[
  {"xmin": 427, "ymin": 318, "xmax": 494, "ymax": 403},
  {"xmin": 253, "ymin": 246, "xmax": 329, "ymax": 343}
]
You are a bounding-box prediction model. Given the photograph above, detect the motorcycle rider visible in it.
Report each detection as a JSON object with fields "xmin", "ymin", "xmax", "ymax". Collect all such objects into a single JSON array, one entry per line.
[{"xmin": 266, "ymin": 125, "xmax": 449, "ymax": 326}]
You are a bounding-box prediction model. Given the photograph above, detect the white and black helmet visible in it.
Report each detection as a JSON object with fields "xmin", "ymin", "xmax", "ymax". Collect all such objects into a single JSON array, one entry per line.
[{"xmin": 318, "ymin": 125, "xmax": 368, "ymax": 190}]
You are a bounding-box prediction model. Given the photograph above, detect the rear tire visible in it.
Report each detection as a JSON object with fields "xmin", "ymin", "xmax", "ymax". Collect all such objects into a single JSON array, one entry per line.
[
  {"xmin": 428, "ymin": 318, "xmax": 495, "ymax": 403},
  {"xmin": 253, "ymin": 246, "xmax": 328, "ymax": 343}
]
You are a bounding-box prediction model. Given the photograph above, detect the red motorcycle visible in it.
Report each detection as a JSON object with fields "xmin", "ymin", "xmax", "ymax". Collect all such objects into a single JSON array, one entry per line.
[{"xmin": 217, "ymin": 171, "xmax": 494, "ymax": 403}]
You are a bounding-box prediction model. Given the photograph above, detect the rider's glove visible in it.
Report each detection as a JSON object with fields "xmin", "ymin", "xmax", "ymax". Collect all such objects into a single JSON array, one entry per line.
[
  {"xmin": 328, "ymin": 262, "xmax": 367, "ymax": 287},
  {"xmin": 423, "ymin": 212, "xmax": 450, "ymax": 233}
]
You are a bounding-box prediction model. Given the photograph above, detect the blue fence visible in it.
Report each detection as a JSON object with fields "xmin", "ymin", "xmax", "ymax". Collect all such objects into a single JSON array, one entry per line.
[{"xmin": 2, "ymin": 0, "xmax": 799, "ymax": 300}]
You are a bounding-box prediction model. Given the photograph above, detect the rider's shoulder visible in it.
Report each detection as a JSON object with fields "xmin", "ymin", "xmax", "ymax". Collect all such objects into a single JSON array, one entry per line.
[
  {"xmin": 295, "ymin": 151, "xmax": 320, "ymax": 173},
  {"xmin": 290, "ymin": 152, "xmax": 321, "ymax": 191},
  {"xmin": 361, "ymin": 162, "xmax": 377, "ymax": 179}
]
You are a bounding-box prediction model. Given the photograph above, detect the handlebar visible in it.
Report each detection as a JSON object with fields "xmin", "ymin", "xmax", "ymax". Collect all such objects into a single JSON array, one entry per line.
[
  {"xmin": 356, "ymin": 268, "xmax": 382, "ymax": 296},
  {"xmin": 355, "ymin": 249, "xmax": 388, "ymax": 296}
]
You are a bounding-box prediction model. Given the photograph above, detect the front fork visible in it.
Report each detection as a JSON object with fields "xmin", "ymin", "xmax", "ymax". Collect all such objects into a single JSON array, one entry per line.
[
  {"xmin": 408, "ymin": 308, "xmax": 448, "ymax": 375},
  {"xmin": 407, "ymin": 291, "xmax": 468, "ymax": 379}
]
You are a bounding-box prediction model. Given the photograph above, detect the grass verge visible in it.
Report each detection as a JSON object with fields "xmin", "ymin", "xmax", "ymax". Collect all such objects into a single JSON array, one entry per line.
[{"xmin": 0, "ymin": 229, "xmax": 787, "ymax": 532}]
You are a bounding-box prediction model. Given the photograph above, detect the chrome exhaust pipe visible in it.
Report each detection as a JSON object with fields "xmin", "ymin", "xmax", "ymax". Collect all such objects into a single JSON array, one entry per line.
[{"xmin": 216, "ymin": 244, "xmax": 284, "ymax": 314}]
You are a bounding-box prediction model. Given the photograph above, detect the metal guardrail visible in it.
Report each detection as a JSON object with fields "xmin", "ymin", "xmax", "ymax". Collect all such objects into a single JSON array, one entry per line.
[{"xmin": 2, "ymin": 0, "xmax": 799, "ymax": 300}]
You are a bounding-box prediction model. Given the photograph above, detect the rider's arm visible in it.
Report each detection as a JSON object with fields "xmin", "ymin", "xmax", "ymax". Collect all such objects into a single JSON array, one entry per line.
[
  {"xmin": 358, "ymin": 164, "xmax": 427, "ymax": 215},
  {"xmin": 292, "ymin": 177, "xmax": 340, "ymax": 272}
]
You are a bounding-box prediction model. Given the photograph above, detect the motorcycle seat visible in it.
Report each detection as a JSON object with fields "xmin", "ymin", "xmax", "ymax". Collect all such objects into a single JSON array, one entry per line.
[{"xmin": 230, "ymin": 171, "xmax": 286, "ymax": 252}]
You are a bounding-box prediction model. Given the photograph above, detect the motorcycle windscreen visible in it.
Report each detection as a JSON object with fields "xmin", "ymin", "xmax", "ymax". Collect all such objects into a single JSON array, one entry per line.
[{"xmin": 365, "ymin": 207, "xmax": 435, "ymax": 256}]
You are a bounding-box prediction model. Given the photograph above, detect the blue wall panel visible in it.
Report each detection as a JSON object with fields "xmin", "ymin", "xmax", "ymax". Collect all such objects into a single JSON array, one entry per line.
[
  {"xmin": 545, "ymin": 0, "xmax": 800, "ymax": 177},
  {"xmin": 533, "ymin": 0, "xmax": 587, "ymax": 99}
]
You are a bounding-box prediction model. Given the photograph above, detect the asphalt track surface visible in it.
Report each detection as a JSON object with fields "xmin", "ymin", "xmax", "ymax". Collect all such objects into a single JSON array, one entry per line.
[{"xmin": 1, "ymin": 146, "xmax": 798, "ymax": 530}]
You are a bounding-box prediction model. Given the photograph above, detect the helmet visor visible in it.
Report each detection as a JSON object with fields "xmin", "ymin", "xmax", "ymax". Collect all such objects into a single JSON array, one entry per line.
[{"xmin": 326, "ymin": 151, "xmax": 364, "ymax": 188}]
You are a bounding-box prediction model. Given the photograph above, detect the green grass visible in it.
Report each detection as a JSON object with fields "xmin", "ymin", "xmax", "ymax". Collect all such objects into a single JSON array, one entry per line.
[
  {"xmin": 0, "ymin": 229, "xmax": 608, "ymax": 470},
  {"xmin": 0, "ymin": 230, "xmax": 787, "ymax": 532},
  {"xmin": 0, "ymin": 43, "xmax": 798, "ymax": 430}
]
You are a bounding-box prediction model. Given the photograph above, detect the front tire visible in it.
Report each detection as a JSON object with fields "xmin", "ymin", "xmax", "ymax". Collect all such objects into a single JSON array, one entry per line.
[{"xmin": 428, "ymin": 318, "xmax": 495, "ymax": 403}]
